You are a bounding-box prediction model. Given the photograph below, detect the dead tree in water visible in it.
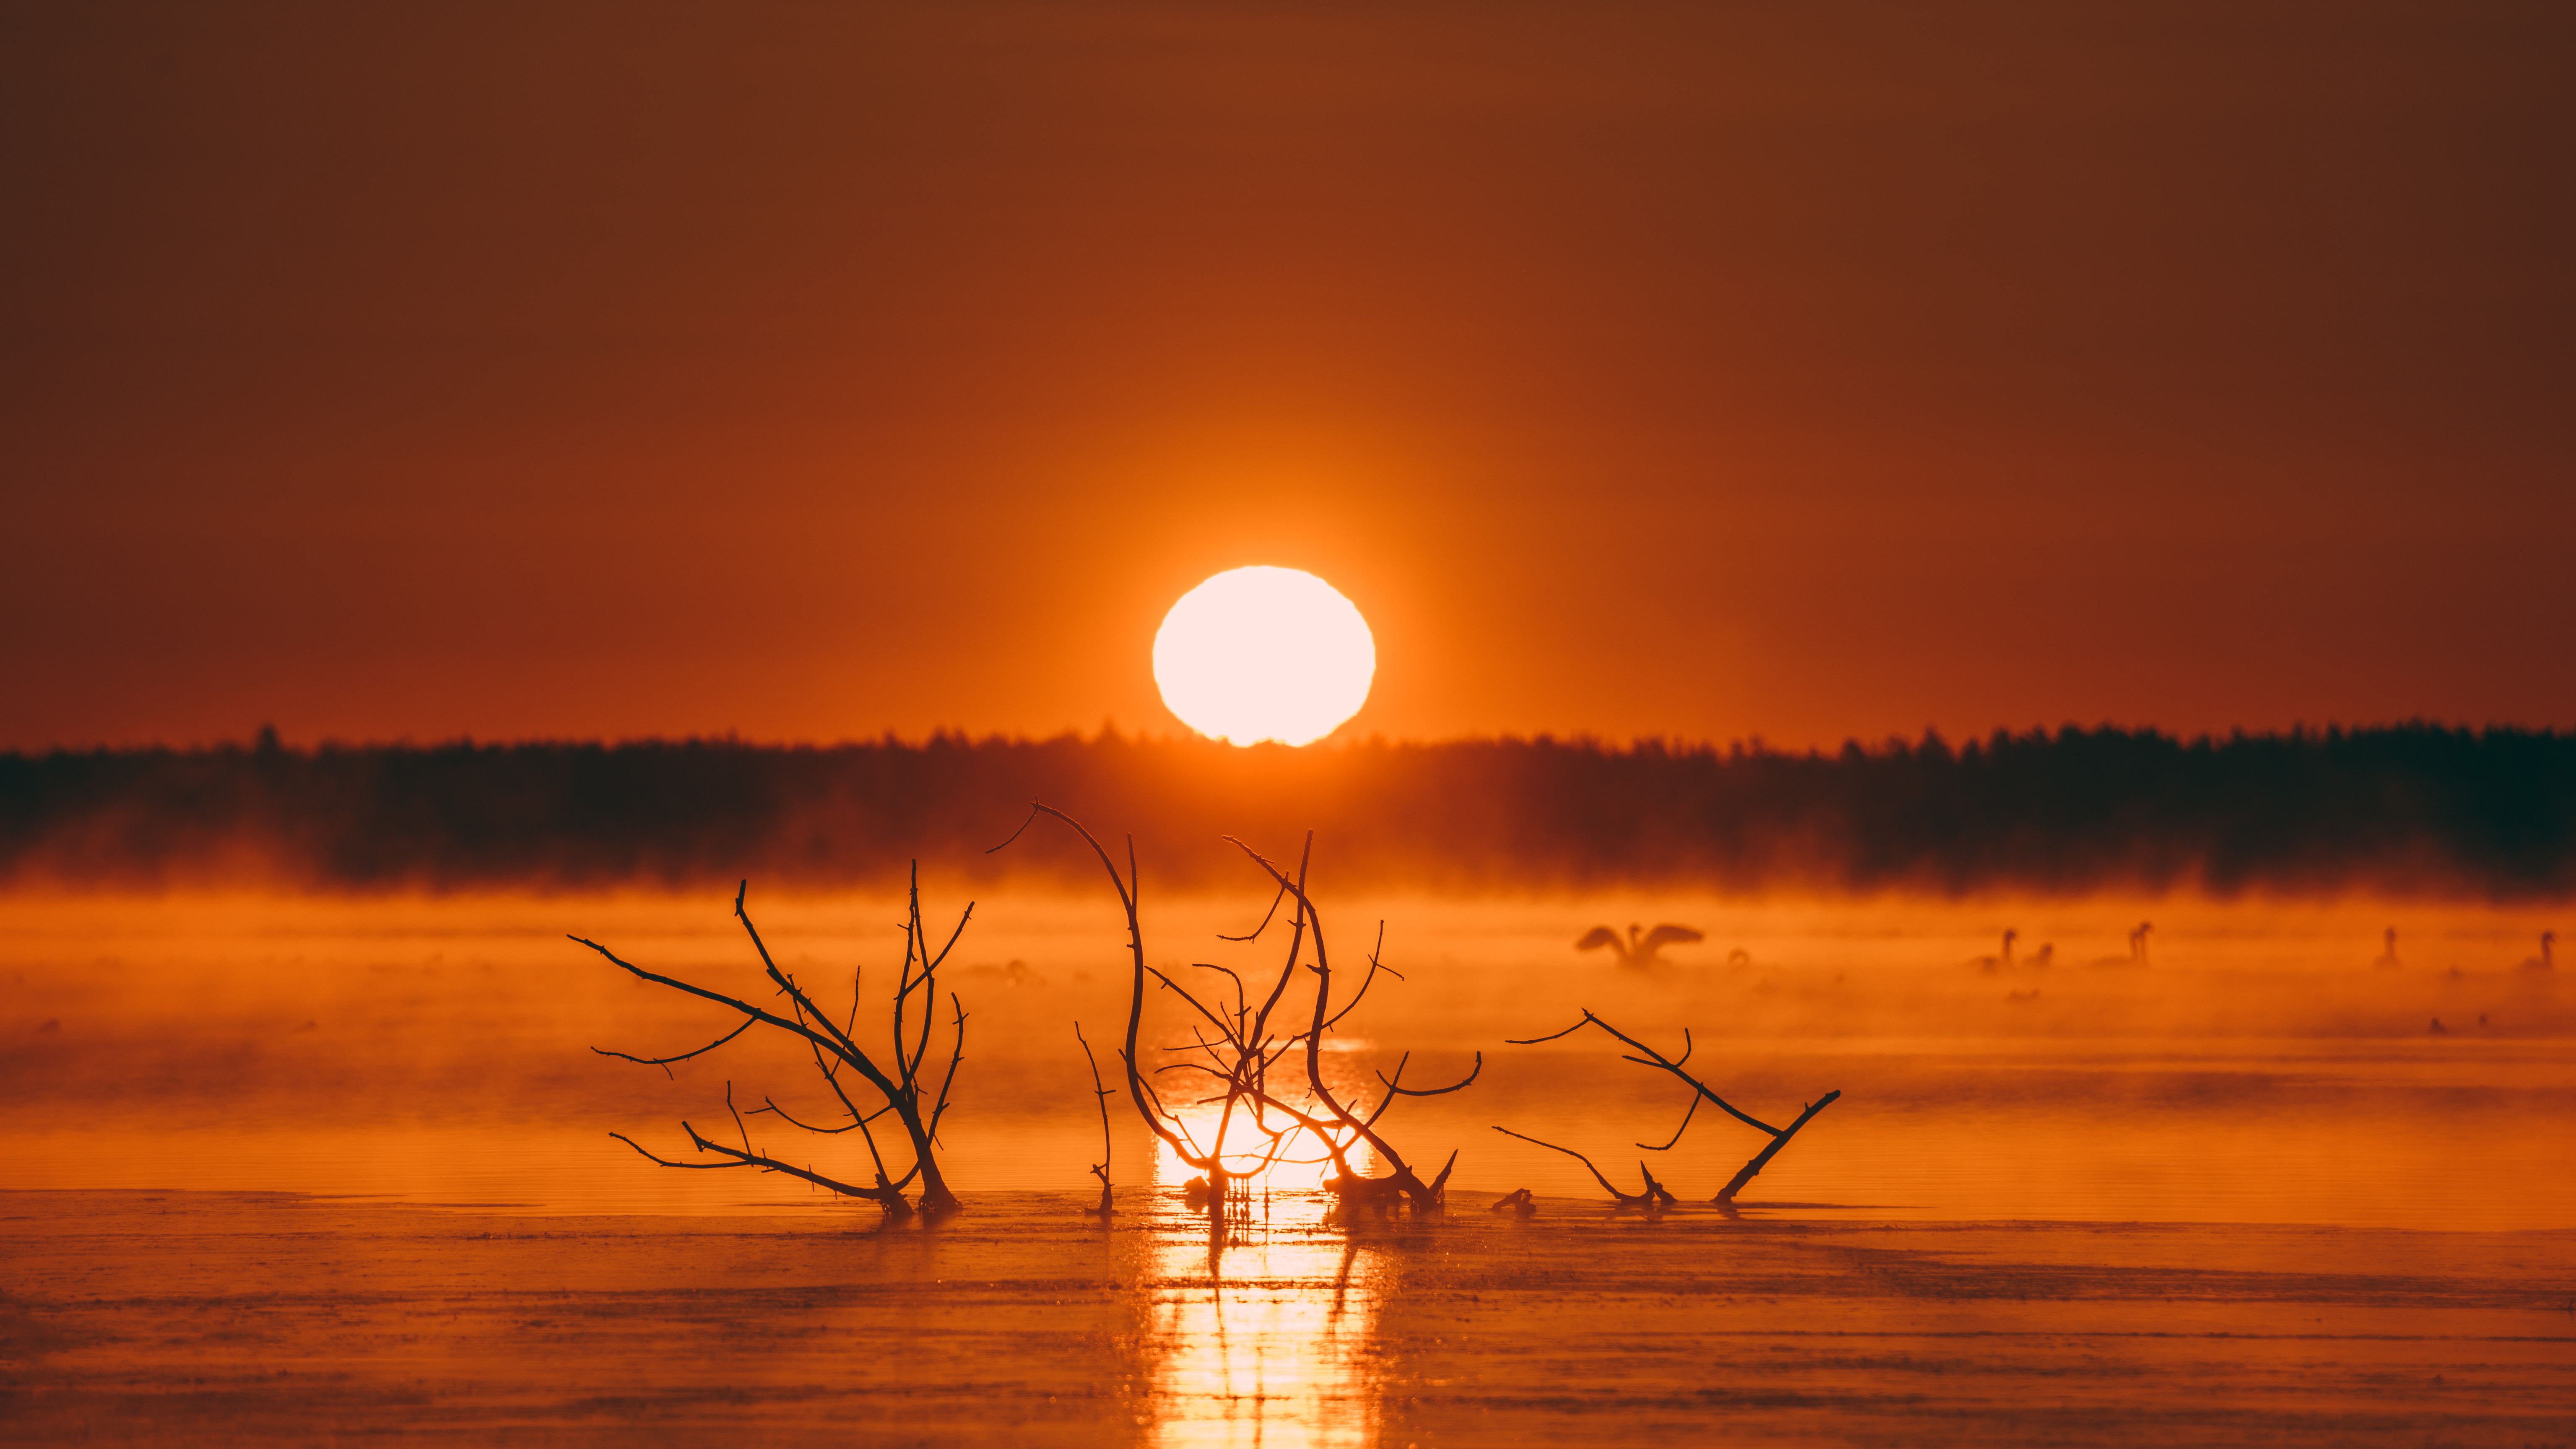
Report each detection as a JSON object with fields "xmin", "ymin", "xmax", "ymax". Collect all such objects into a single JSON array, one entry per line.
[
  {"xmin": 1074, "ymin": 1021, "xmax": 1115, "ymax": 1216},
  {"xmin": 1227, "ymin": 837, "xmax": 1479, "ymax": 1211},
  {"xmin": 571, "ymin": 872, "xmax": 972, "ymax": 1218},
  {"xmin": 995, "ymin": 805, "xmax": 1477, "ymax": 1215},
  {"xmin": 1502, "ymin": 1010, "xmax": 1839, "ymax": 1206},
  {"xmin": 1490, "ymin": 1126, "xmax": 1677, "ymax": 1211}
]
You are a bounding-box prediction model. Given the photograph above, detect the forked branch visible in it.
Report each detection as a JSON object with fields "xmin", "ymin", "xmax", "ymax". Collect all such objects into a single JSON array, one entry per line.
[
  {"xmin": 1506, "ymin": 1009, "xmax": 1841, "ymax": 1205},
  {"xmin": 1491, "ymin": 1127, "xmax": 1675, "ymax": 1210},
  {"xmin": 580, "ymin": 873, "xmax": 972, "ymax": 1218}
]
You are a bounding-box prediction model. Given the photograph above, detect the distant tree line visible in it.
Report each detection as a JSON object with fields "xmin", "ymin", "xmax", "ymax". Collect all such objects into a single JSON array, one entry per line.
[{"xmin": 1, "ymin": 724, "xmax": 2570, "ymax": 897}]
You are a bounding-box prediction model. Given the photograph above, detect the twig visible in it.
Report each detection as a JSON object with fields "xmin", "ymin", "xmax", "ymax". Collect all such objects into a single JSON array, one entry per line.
[
  {"xmin": 1713, "ymin": 1091, "xmax": 1841, "ymax": 1203},
  {"xmin": 590, "ymin": 1015, "xmax": 758, "ymax": 1078},
  {"xmin": 1507, "ymin": 1008, "xmax": 1841, "ymax": 1204},
  {"xmin": 1076, "ymin": 1021, "xmax": 1115, "ymax": 1215},
  {"xmin": 1491, "ymin": 1126, "xmax": 1673, "ymax": 1209}
]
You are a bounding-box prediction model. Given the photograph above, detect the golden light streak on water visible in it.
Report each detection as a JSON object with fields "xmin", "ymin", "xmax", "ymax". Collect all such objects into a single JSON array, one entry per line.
[{"xmin": 1145, "ymin": 1133, "xmax": 1386, "ymax": 1448}]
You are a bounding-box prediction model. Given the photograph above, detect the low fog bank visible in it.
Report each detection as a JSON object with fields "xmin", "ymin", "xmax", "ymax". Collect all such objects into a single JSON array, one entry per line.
[
  {"xmin": 5, "ymin": 888, "xmax": 2567, "ymax": 1125},
  {"xmin": 5, "ymin": 888, "xmax": 2567, "ymax": 1220},
  {"xmin": 3, "ymin": 724, "xmax": 2571, "ymax": 899}
]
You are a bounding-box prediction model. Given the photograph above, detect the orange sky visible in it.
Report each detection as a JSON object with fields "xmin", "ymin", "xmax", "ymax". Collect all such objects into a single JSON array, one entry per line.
[{"xmin": 4, "ymin": 1, "xmax": 2571, "ymax": 751}]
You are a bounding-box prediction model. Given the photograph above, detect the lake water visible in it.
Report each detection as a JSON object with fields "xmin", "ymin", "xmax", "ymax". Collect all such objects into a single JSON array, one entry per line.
[{"xmin": 6, "ymin": 886, "xmax": 2573, "ymax": 1445}]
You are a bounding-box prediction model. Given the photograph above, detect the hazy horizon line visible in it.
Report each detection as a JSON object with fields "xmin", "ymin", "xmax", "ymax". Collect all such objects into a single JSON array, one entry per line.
[
  {"xmin": 8, "ymin": 722, "xmax": 2570, "ymax": 902},
  {"xmin": 13, "ymin": 717, "xmax": 2569, "ymax": 761}
]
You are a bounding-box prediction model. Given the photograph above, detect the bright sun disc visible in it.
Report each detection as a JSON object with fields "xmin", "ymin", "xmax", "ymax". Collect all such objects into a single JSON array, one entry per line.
[{"xmin": 1154, "ymin": 566, "xmax": 1375, "ymax": 746}]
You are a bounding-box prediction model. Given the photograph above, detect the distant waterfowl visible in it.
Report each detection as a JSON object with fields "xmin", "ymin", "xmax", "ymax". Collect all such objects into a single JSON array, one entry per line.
[
  {"xmin": 1575, "ymin": 922, "xmax": 1705, "ymax": 969},
  {"xmin": 2093, "ymin": 922, "xmax": 2152, "ymax": 968},
  {"xmin": 1972, "ymin": 930, "xmax": 2019, "ymax": 974},
  {"xmin": 1726, "ymin": 948, "xmax": 1753, "ymax": 968},
  {"xmin": 2372, "ymin": 928, "xmax": 2402, "ymax": 970},
  {"xmin": 2519, "ymin": 931, "xmax": 2557, "ymax": 972},
  {"xmin": 2430, "ymin": 1018, "xmax": 2447, "ymax": 1034}
]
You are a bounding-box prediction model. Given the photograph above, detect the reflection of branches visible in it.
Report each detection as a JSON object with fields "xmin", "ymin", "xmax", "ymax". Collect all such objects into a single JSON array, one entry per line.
[
  {"xmin": 1504, "ymin": 1009, "xmax": 1840, "ymax": 1205},
  {"xmin": 577, "ymin": 871, "xmax": 973, "ymax": 1218}
]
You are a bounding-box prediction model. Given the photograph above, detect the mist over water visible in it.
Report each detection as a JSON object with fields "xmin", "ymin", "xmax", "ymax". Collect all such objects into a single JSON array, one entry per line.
[{"xmin": 8, "ymin": 885, "xmax": 2567, "ymax": 1230}]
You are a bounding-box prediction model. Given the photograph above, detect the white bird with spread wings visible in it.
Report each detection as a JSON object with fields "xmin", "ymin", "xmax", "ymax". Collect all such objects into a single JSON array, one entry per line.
[{"xmin": 1575, "ymin": 921, "xmax": 1705, "ymax": 969}]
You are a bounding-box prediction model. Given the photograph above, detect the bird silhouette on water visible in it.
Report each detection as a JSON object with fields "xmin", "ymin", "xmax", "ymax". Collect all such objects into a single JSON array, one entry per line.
[
  {"xmin": 1575, "ymin": 922, "xmax": 1705, "ymax": 969},
  {"xmin": 2092, "ymin": 922, "xmax": 2152, "ymax": 968},
  {"xmin": 2520, "ymin": 931, "xmax": 2556, "ymax": 972}
]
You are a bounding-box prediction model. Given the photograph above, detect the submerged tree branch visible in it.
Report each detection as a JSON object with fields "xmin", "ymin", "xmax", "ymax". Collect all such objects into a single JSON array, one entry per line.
[
  {"xmin": 1490, "ymin": 1126, "xmax": 1674, "ymax": 1209},
  {"xmin": 1505, "ymin": 1008, "xmax": 1841, "ymax": 1206},
  {"xmin": 579, "ymin": 873, "xmax": 972, "ymax": 1217}
]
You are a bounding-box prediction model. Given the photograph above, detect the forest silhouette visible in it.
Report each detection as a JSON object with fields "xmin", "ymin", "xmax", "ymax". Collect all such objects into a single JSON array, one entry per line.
[{"xmin": 3, "ymin": 724, "xmax": 2568, "ymax": 898}]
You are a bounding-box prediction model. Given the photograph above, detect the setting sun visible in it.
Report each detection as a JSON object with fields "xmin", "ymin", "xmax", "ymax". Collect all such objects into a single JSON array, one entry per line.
[{"xmin": 1153, "ymin": 566, "xmax": 1375, "ymax": 746}]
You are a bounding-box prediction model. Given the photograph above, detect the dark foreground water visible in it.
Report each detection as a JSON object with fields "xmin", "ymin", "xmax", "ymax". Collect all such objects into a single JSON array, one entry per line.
[{"xmin": 7, "ymin": 1188, "xmax": 2572, "ymax": 1446}]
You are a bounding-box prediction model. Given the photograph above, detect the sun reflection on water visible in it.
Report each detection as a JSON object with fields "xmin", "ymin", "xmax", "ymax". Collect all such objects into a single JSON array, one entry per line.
[{"xmin": 1144, "ymin": 1126, "xmax": 1388, "ymax": 1448}]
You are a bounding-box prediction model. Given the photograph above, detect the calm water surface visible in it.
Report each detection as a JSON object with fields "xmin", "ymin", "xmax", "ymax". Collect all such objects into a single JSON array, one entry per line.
[{"xmin": 6, "ymin": 888, "xmax": 2574, "ymax": 1446}]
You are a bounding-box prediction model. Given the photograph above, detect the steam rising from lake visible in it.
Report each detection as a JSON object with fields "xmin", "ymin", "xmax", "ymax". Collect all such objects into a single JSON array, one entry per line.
[{"xmin": 5, "ymin": 887, "xmax": 2567, "ymax": 1229}]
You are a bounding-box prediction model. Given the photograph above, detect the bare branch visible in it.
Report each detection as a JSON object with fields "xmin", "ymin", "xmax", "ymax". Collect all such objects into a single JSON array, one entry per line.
[
  {"xmin": 1217, "ymin": 879, "xmax": 1292, "ymax": 942},
  {"xmin": 609, "ymin": 1131, "xmax": 748, "ymax": 1170},
  {"xmin": 590, "ymin": 1014, "xmax": 758, "ymax": 1078},
  {"xmin": 1516, "ymin": 1010, "xmax": 1783, "ymax": 1136},
  {"xmin": 569, "ymin": 934, "xmax": 875, "ymax": 1088},
  {"xmin": 1714, "ymin": 1091, "xmax": 1842, "ymax": 1203},
  {"xmin": 1190, "ymin": 961, "xmax": 1250, "ymax": 1025},
  {"xmin": 749, "ymin": 1093, "xmax": 893, "ymax": 1135},
  {"xmin": 1310, "ymin": 922, "xmax": 1401, "ymax": 1038},
  {"xmin": 1365, "ymin": 1051, "xmax": 1412, "ymax": 1128},
  {"xmin": 678, "ymin": 1121, "xmax": 911, "ymax": 1208},
  {"xmin": 1376, "ymin": 1050, "xmax": 1484, "ymax": 1098},
  {"xmin": 1639, "ymin": 1090, "xmax": 1703, "ymax": 1152},
  {"xmin": 984, "ymin": 804, "xmax": 1048, "ymax": 857},
  {"xmin": 1491, "ymin": 1126, "xmax": 1671, "ymax": 1208},
  {"xmin": 1076, "ymin": 1020, "xmax": 1115, "ymax": 1215},
  {"xmin": 992, "ymin": 805, "xmax": 1211, "ymax": 1175},
  {"xmin": 731, "ymin": 882, "xmax": 870, "ymax": 1071},
  {"xmin": 1504, "ymin": 1018, "xmax": 1592, "ymax": 1046},
  {"xmin": 578, "ymin": 869, "xmax": 972, "ymax": 1219},
  {"xmin": 1506, "ymin": 1009, "xmax": 1841, "ymax": 1205},
  {"xmin": 1492, "ymin": 1125, "xmax": 1628, "ymax": 1200},
  {"xmin": 1145, "ymin": 966, "xmax": 1248, "ymax": 1046},
  {"xmin": 929, "ymin": 992, "xmax": 967, "ymax": 1144},
  {"xmin": 1237, "ymin": 830, "xmax": 1316, "ymax": 1096}
]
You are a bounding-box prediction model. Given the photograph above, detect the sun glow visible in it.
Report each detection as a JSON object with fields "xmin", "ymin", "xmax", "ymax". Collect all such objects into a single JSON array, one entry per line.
[{"xmin": 1154, "ymin": 566, "xmax": 1376, "ymax": 746}]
